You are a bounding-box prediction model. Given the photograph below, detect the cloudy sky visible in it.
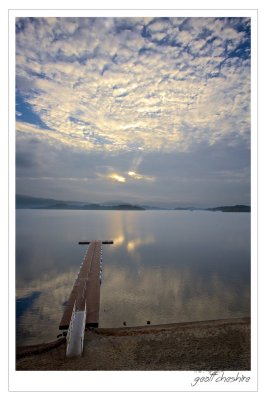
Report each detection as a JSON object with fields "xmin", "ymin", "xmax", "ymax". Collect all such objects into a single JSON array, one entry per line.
[{"xmin": 16, "ymin": 16, "xmax": 251, "ymax": 207}]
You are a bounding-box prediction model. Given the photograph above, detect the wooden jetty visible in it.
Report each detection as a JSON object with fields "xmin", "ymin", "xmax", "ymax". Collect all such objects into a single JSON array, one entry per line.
[{"xmin": 59, "ymin": 240, "xmax": 112, "ymax": 330}]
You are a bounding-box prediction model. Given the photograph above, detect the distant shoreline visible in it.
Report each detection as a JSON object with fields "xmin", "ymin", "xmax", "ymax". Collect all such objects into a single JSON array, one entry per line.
[
  {"xmin": 16, "ymin": 207, "xmax": 251, "ymax": 212},
  {"xmin": 16, "ymin": 194, "xmax": 251, "ymax": 212}
]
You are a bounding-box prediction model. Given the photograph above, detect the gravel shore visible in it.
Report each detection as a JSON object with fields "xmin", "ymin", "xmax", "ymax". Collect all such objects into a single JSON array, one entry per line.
[{"xmin": 16, "ymin": 317, "xmax": 250, "ymax": 371}]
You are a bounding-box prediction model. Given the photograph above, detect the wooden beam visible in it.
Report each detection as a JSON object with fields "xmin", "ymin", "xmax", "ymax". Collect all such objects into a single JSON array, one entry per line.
[{"xmin": 78, "ymin": 240, "xmax": 113, "ymax": 245}]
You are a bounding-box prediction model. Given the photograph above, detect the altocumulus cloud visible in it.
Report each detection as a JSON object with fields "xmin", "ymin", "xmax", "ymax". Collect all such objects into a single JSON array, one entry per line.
[
  {"xmin": 15, "ymin": 17, "xmax": 251, "ymax": 206},
  {"xmin": 16, "ymin": 17, "xmax": 250, "ymax": 153}
]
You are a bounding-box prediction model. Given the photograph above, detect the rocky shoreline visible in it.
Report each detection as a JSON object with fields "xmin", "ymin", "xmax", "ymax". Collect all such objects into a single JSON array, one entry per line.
[{"xmin": 16, "ymin": 317, "xmax": 250, "ymax": 371}]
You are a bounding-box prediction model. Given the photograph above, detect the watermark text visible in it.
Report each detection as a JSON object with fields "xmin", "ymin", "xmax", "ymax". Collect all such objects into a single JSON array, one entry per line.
[{"xmin": 191, "ymin": 371, "xmax": 251, "ymax": 387}]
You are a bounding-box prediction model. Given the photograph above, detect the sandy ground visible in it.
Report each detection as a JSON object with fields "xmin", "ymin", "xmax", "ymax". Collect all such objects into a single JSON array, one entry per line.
[{"xmin": 16, "ymin": 317, "xmax": 250, "ymax": 371}]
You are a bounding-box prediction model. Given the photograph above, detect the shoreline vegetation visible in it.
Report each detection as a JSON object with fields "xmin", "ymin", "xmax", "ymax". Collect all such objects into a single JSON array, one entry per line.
[
  {"xmin": 16, "ymin": 194, "xmax": 251, "ymax": 212},
  {"xmin": 16, "ymin": 317, "xmax": 250, "ymax": 371}
]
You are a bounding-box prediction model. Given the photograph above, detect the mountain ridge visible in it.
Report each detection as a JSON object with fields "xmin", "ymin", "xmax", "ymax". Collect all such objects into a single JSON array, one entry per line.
[
  {"xmin": 16, "ymin": 194, "xmax": 145, "ymax": 211},
  {"xmin": 16, "ymin": 194, "xmax": 250, "ymax": 212}
]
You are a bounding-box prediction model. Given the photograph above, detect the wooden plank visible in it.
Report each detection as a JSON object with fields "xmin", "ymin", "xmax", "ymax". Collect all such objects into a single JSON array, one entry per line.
[
  {"xmin": 85, "ymin": 241, "xmax": 101, "ymax": 327},
  {"xmin": 59, "ymin": 241, "xmax": 102, "ymax": 330}
]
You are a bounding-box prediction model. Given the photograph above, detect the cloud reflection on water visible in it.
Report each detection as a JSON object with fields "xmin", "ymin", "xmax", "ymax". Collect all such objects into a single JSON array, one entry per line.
[
  {"xmin": 99, "ymin": 261, "xmax": 250, "ymax": 328},
  {"xmin": 16, "ymin": 269, "xmax": 77, "ymax": 345},
  {"xmin": 16, "ymin": 210, "xmax": 250, "ymax": 345}
]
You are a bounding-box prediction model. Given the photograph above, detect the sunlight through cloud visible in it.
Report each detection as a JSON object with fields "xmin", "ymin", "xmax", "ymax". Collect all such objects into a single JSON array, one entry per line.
[
  {"xmin": 128, "ymin": 171, "xmax": 154, "ymax": 182},
  {"xmin": 108, "ymin": 173, "xmax": 126, "ymax": 183}
]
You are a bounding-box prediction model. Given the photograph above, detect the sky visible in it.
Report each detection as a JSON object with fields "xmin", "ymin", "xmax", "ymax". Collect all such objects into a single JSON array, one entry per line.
[{"xmin": 15, "ymin": 16, "xmax": 251, "ymax": 207}]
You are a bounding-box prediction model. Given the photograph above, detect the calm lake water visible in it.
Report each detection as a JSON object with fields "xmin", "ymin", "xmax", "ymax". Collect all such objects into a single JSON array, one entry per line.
[{"xmin": 16, "ymin": 210, "xmax": 250, "ymax": 346}]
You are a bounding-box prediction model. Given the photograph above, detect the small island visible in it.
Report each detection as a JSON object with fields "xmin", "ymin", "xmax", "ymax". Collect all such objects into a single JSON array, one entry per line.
[{"xmin": 207, "ymin": 205, "xmax": 251, "ymax": 212}]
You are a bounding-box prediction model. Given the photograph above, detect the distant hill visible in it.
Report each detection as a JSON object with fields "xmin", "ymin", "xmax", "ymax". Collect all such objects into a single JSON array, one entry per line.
[
  {"xmin": 110, "ymin": 204, "xmax": 145, "ymax": 211},
  {"xmin": 142, "ymin": 205, "xmax": 169, "ymax": 210},
  {"xmin": 16, "ymin": 194, "xmax": 67, "ymax": 209},
  {"xmin": 174, "ymin": 207, "xmax": 203, "ymax": 211},
  {"xmin": 207, "ymin": 205, "xmax": 251, "ymax": 212},
  {"xmin": 16, "ymin": 194, "xmax": 145, "ymax": 211}
]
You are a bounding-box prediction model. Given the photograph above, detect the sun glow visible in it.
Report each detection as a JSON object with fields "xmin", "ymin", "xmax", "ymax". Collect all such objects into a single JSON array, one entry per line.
[
  {"xmin": 128, "ymin": 171, "xmax": 138, "ymax": 178},
  {"xmin": 109, "ymin": 173, "xmax": 126, "ymax": 183},
  {"xmin": 128, "ymin": 170, "xmax": 155, "ymax": 182},
  {"xmin": 127, "ymin": 235, "xmax": 155, "ymax": 252}
]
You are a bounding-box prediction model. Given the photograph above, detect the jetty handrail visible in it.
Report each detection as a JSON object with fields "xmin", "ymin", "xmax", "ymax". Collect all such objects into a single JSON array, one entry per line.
[
  {"xmin": 66, "ymin": 301, "xmax": 87, "ymax": 357},
  {"xmin": 66, "ymin": 301, "xmax": 76, "ymax": 348},
  {"xmin": 80, "ymin": 301, "xmax": 87, "ymax": 353}
]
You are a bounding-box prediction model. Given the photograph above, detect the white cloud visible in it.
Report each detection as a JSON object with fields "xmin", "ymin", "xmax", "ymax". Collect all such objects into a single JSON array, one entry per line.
[{"xmin": 16, "ymin": 17, "xmax": 250, "ymax": 154}]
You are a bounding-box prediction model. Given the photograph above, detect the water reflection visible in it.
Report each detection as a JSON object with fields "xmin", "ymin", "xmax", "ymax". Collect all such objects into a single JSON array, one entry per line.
[
  {"xmin": 112, "ymin": 234, "xmax": 125, "ymax": 247},
  {"xmin": 16, "ymin": 269, "xmax": 77, "ymax": 345},
  {"xmin": 127, "ymin": 235, "xmax": 155, "ymax": 252},
  {"xmin": 99, "ymin": 257, "xmax": 250, "ymax": 328},
  {"xmin": 16, "ymin": 210, "xmax": 250, "ymax": 345}
]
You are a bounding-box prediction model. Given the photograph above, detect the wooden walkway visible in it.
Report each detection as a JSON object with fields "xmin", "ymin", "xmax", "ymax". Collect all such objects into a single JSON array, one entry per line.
[{"xmin": 59, "ymin": 241, "xmax": 103, "ymax": 330}]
